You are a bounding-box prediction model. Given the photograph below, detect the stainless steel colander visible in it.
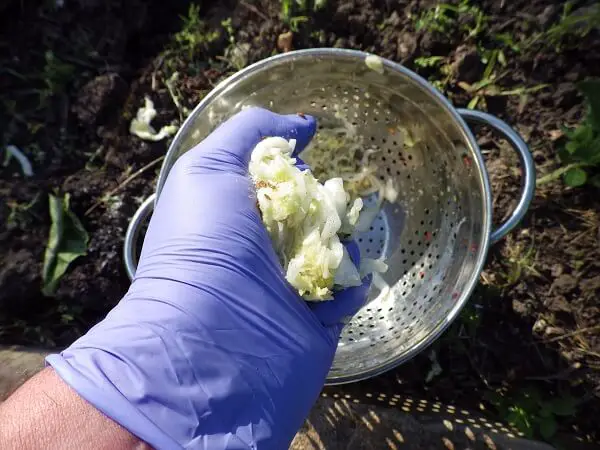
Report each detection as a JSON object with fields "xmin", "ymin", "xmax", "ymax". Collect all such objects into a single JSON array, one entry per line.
[{"xmin": 124, "ymin": 49, "xmax": 535, "ymax": 384}]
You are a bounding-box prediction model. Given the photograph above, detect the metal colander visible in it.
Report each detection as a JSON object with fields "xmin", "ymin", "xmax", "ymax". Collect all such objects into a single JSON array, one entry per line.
[{"xmin": 124, "ymin": 49, "xmax": 535, "ymax": 384}]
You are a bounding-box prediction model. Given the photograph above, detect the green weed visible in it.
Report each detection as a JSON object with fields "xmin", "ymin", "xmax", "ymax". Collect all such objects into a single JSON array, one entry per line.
[
  {"xmin": 486, "ymin": 386, "xmax": 577, "ymax": 441},
  {"xmin": 165, "ymin": 72, "xmax": 191, "ymax": 121},
  {"xmin": 5, "ymin": 193, "xmax": 41, "ymax": 230},
  {"xmin": 280, "ymin": 0, "xmax": 325, "ymax": 28},
  {"xmin": 413, "ymin": 56, "xmax": 445, "ymax": 68},
  {"xmin": 414, "ymin": 0, "xmax": 488, "ymax": 39},
  {"xmin": 413, "ymin": 56, "xmax": 453, "ymax": 93},
  {"xmin": 221, "ymin": 18, "xmax": 235, "ymax": 45},
  {"xmin": 174, "ymin": 4, "xmax": 220, "ymax": 59},
  {"xmin": 546, "ymin": 2, "xmax": 600, "ymax": 51},
  {"xmin": 288, "ymin": 16, "xmax": 309, "ymax": 32},
  {"xmin": 537, "ymin": 79, "xmax": 600, "ymax": 188},
  {"xmin": 414, "ymin": 3, "xmax": 457, "ymax": 35},
  {"xmin": 500, "ymin": 238, "xmax": 540, "ymax": 287},
  {"xmin": 459, "ymin": 48, "xmax": 548, "ymax": 110}
]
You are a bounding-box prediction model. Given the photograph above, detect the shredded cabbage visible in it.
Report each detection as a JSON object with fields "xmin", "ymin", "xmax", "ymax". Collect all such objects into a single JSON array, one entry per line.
[
  {"xmin": 365, "ymin": 54, "xmax": 385, "ymax": 74},
  {"xmin": 130, "ymin": 96, "xmax": 179, "ymax": 141},
  {"xmin": 250, "ymin": 137, "xmax": 378, "ymax": 301}
]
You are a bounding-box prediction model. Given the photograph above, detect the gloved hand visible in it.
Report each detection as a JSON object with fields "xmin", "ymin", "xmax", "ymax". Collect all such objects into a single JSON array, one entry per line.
[{"xmin": 47, "ymin": 107, "xmax": 371, "ymax": 450}]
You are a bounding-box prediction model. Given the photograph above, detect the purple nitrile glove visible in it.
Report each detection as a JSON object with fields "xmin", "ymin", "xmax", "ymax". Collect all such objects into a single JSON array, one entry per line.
[{"xmin": 46, "ymin": 107, "xmax": 371, "ymax": 450}]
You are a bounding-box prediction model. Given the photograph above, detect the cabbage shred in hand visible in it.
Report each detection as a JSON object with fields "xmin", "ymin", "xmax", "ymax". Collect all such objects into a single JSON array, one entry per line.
[{"xmin": 249, "ymin": 136, "xmax": 372, "ymax": 301}]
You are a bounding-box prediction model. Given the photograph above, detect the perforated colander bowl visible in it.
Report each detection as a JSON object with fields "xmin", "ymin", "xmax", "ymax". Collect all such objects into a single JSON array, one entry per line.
[{"xmin": 124, "ymin": 49, "xmax": 535, "ymax": 384}]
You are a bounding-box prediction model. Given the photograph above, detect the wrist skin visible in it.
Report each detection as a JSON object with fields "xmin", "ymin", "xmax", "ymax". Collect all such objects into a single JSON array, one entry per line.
[{"xmin": 0, "ymin": 367, "xmax": 151, "ymax": 450}]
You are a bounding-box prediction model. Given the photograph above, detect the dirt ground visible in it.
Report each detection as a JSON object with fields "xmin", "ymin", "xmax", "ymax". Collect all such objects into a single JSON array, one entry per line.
[{"xmin": 1, "ymin": 0, "xmax": 600, "ymax": 445}]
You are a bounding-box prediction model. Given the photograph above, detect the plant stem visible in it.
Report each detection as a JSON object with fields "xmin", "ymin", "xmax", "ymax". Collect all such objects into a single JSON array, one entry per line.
[
  {"xmin": 536, "ymin": 162, "xmax": 588, "ymax": 186},
  {"xmin": 85, "ymin": 155, "xmax": 165, "ymax": 216}
]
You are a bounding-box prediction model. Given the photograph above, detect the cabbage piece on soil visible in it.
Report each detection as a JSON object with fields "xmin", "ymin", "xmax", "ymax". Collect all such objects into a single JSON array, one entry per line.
[
  {"xmin": 249, "ymin": 137, "xmax": 386, "ymax": 301},
  {"xmin": 130, "ymin": 96, "xmax": 179, "ymax": 141}
]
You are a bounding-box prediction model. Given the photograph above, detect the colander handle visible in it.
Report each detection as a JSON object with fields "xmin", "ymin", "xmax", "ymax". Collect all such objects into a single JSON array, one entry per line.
[
  {"xmin": 458, "ymin": 109, "xmax": 536, "ymax": 244},
  {"xmin": 123, "ymin": 193, "xmax": 156, "ymax": 280}
]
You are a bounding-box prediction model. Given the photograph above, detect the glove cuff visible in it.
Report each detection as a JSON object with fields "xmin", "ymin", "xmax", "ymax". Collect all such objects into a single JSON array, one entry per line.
[{"xmin": 46, "ymin": 353, "xmax": 182, "ymax": 449}]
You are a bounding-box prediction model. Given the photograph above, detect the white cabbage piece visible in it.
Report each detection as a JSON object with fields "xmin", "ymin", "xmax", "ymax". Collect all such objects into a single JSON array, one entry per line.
[
  {"xmin": 130, "ymin": 96, "xmax": 179, "ymax": 141},
  {"xmin": 365, "ymin": 54, "xmax": 385, "ymax": 74},
  {"xmin": 359, "ymin": 257, "xmax": 389, "ymax": 279},
  {"xmin": 334, "ymin": 247, "xmax": 362, "ymax": 288},
  {"xmin": 250, "ymin": 136, "xmax": 372, "ymax": 301}
]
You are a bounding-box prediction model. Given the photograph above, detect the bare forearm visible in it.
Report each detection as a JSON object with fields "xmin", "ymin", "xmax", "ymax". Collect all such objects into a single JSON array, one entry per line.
[{"xmin": 0, "ymin": 367, "xmax": 151, "ymax": 450}]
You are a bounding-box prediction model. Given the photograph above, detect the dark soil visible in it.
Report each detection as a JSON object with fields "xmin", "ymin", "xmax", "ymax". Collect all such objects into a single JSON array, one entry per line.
[{"xmin": 2, "ymin": 0, "xmax": 600, "ymax": 444}]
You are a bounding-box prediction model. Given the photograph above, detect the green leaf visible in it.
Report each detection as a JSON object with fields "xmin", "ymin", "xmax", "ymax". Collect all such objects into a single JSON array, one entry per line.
[
  {"xmin": 563, "ymin": 167, "xmax": 588, "ymax": 187},
  {"xmin": 467, "ymin": 95, "xmax": 480, "ymax": 109},
  {"xmin": 414, "ymin": 56, "xmax": 445, "ymax": 68},
  {"xmin": 549, "ymin": 396, "xmax": 577, "ymax": 416},
  {"xmin": 578, "ymin": 79, "xmax": 600, "ymax": 130},
  {"xmin": 538, "ymin": 416, "xmax": 557, "ymax": 440},
  {"xmin": 498, "ymin": 49, "xmax": 507, "ymax": 67},
  {"xmin": 42, "ymin": 194, "xmax": 89, "ymax": 296}
]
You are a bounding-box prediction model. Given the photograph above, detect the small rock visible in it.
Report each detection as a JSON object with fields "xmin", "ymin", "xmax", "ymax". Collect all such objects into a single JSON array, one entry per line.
[
  {"xmin": 546, "ymin": 295, "xmax": 572, "ymax": 313},
  {"xmin": 551, "ymin": 264, "xmax": 564, "ymax": 277},
  {"xmin": 452, "ymin": 45, "xmax": 484, "ymax": 84},
  {"xmin": 553, "ymin": 82, "xmax": 578, "ymax": 109},
  {"xmin": 396, "ymin": 32, "xmax": 417, "ymax": 60},
  {"xmin": 580, "ymin": 275, "xmax": 600, "ymax": 293},
  {"xmin": 512, "ymin": 299, "xmax": 529, "ymax": 316},
  {"xmin": 565, "ymin": 65, "xmax": 583, "ymax": 82},
  {"xmin": 538, "ymin": 5, "xmax": 558, "ymax": 27},
  {"xmin": 387, "ymin": 11, "xmax": 401, "ymax": 27},
  {"xmin": 553, "ymin": 273, "xmax": 577, "ymax": 294},
  {"xmin": 277, "ymin": 31, "xmax": 293, "ymax": 53}
]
